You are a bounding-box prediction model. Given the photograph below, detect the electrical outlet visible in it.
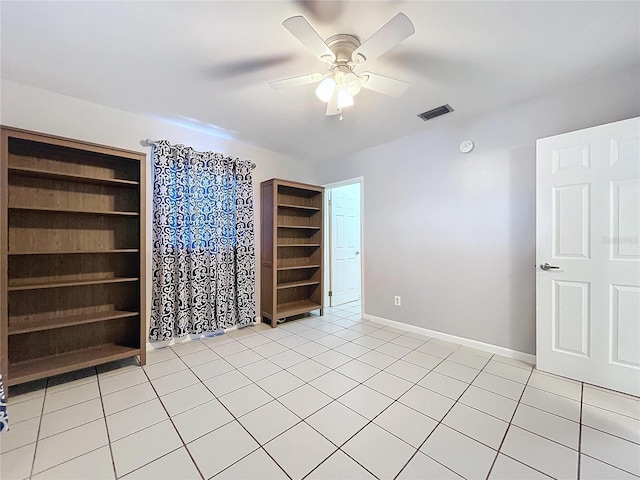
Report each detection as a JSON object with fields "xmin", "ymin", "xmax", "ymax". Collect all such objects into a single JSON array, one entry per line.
[{"xmin": 394, "ymin": 296, "xmax": 401, "ymax": 307}]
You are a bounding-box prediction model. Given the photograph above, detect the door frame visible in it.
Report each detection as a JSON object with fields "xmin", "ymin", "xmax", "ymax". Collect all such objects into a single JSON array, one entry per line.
[{"xmin": 323, "ymin": 177, "xmax": 364, "ymax": 310}]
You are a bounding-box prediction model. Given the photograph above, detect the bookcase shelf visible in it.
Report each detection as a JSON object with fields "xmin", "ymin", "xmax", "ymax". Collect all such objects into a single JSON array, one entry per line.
[
  {"xmin": 277, "ymin": 244, "xmax": 321, "ymax": 248},
  {"xmin": 1, "ymin": 126, "xmax": 147, "ymax": 387},
  {"xmin": 278, "ymin": 203, "xmax": 321, "ymax": 211},
  {"xmin": 276, "ymin": 300, "xmax": 322, "ymax": 318},
  {"xmin": 7, "ymin": 344, "xmax": 141, "ymax": 387},
  {"xmin": 9, "ymin": 310, "xmax": 139, "ymax": 335},
  {"xmin": 277, "ymin": 225, "xmax": 321, "ymax": 230},
  {"xmin": 261, "ymin": 179, "xmax": 324, "ymax": 327},
  {"xmin": 8, "ymin": 277, "xmax": 139, "ymax": 291},
  {"xmin": 8, "ymin": 166, "xmax": 140, "ymax": 187},
  {"xmin": 277, "ymin": 280, "xmax": 321, "ymax": 290},
  {"xmin": 277, "ymin": 265, "xmax": 321, "ymax": 271},
  {"xmin": 9, "ymin": 205, "xmax": 139, "ymax": 216},
  {"xmin": 8, "ymin": 249, "xmax": 140, "ymax": 255}
]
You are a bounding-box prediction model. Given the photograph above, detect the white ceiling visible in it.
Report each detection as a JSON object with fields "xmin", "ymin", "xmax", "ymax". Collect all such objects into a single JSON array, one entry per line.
[{"xmin": 1, "ymin": 1, "xmax": 638, "ymax": 162}]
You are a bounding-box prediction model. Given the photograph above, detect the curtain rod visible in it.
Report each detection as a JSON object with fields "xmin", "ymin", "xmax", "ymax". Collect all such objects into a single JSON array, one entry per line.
[{"xmin": 142, "ymin": 139, "xmax": 256, "ymax": 170}]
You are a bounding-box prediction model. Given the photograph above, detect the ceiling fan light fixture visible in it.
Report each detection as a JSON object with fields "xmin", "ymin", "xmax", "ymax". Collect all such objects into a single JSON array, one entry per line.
[
  {"xmin": 271, "ymin": 13, "xmax": 414, "ymax": 115},
  {"xmin": 337, "ymin": 89, "xmax": 354, "ymax": 109},
  {"xmin": 315, "ymin": 77, "xmax": 336, "ymax": 102},
  {"xmin": 343, "ymin": 72, "xmax": 362, "ymax": 96}
]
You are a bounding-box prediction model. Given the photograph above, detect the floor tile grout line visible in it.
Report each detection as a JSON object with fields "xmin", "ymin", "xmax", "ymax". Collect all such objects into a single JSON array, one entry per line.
[
  {"xmin": 28, "ymin": 369, "xmax": 116, "ymax": 479},
  {"xmin": 515, "ymin": 396, "xmax": 581, "ymax": 421},
  {"xmin": 229, "ymin": 319, "xmax": 418, "ymax": 389},
  {"xmin": 496, "ymin": 452, "xmax": 556, "ymax": 479},
  {"xmin": 13, "ymin": 395, "xmax": 102, "ymax": 441},
  {"xmin": 33, "ymin": 377, "xmax": 104, "ymax": 416},
  {"xmin": 11, "ymin": 310, "xmax": 636, "ymax": 480},
  {"xmin": 302, "ymin": 445, "xmax": 380, "ymax": 480},
  {"xmin": 228, "ymin": 318, "xmax": 467, "ymax": 451},
  {"xmin": 577, "ymin": 381, "xmax": 584, "ymax": 480},
  {"xmin": 578, "ymin": 451, "xmax": 640, "ymax": 477},
  {"xmin": 523, "ymin": 382, "xmax": 582, "ymax": 402},
  {"xmin": 484, "ymin": 365, "xmax": 536, "ymax": 480},
  {"xmin": 512, "ymin": 389, "xmax": 640, "ymax": 448},
  {"xmin": 7, "ymin": 322, "xmax": 463, "ymax": 433},
  {"xmin": 38, "ymin": 369, "xmax": 98, "ymax": 395},
  {"xmin": 139, "ymin": 356, "xmax": 207, "ymax": 480},
  {"xmin": 295, "ymin": 379, "xmax": 398, "ymax": 479},
  {"xmin": 582, "ymin": 381, "xmax": 640, "ymax": 400},
  {"xmin": 95, "ymin": 367, "xmax": 119, "ymax": 480},
  {"xmin": 120, "ymin": 445, "xmax": 192, "ymax": 479},
  {"xmin": 577, "ymin": 423, "xmax": 640, "ymax": 448},
  {"xmin": 30, "ymin": 445, "xmax": 115, "ymax": 479},
  {"xmin": 27, "ymin": 375, "xmax": 50, "ymax": 479},
  {"xmin": 580, "ymin": 400, "xmax": 640, "ymax": 422},
  {"xmin": 169, "ymin": 341, "xmax": 295, "ymax": 480},
  {"xmin": 393, "ymin": 353, "xmax": 490, "ymax": 480},
  {"xmin": 207, "ymin": 444, "xmax": 292, "ymax": 480},
  {"xmin": 213, "ymin": 309, "xmax": 404, "ymax": 479}
]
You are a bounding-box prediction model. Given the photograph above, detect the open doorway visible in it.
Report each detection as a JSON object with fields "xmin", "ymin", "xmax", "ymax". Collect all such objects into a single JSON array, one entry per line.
[{"xmin": 324, "ymin": 178, "xmax": 363, "ymax": 318}]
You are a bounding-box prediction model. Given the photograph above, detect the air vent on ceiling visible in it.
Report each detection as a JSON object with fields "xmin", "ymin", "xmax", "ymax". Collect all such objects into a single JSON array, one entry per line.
[{"xmin": 418, "ymin": 104, "xmax": 454, "ymax": 121}]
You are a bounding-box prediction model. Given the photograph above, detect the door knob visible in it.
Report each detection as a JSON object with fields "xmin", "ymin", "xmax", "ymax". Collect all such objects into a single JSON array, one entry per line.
[
  {"xmin": 540, "ymin": 263, "xmax": 560, "ymax": 271},
  {"xmin": 355, "ymin": 251, "xmax": 360, "ymax": 255}
]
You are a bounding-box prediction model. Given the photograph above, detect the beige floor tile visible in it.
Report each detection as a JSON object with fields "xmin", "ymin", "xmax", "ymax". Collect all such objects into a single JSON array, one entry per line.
[
  {"xmin": 32, "ymin": 446, "xmax": 114, "ymax": 480},
  {"xmin": 33, "ymin": 419, "xmax": 108, "ymax": 474},
  {"xmin": 123, "ymin": 447, "xmax": 200, "ymax": 480},
  {"xmin": 111, "ymin": 420, "xmax": 182, "ymax": 477}
]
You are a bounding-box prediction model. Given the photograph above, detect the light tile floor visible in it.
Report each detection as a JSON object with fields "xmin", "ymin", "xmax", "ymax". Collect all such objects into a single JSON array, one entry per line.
[{"xmin": 2, "ymin": 301, "xmax": 640, "ymax": 479}]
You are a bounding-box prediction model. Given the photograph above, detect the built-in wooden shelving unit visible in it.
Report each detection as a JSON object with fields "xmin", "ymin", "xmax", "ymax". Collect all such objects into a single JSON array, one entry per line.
[
  {"xmin": 0, "ymin": 126, "xmax": 146, "ymax": 387},
  {"xmin": 261, "ymin": 179, "xmax": 324, "ymax": 327}
]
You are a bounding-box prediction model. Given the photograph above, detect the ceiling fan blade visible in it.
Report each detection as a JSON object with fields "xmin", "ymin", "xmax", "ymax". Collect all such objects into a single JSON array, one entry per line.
[
  {"xmin": 326, "ymin": 90, "xmax": 341, "ymax": 116},
  {"xmin": 282, "ymin": 16, "xmax": 336, "ymax": 62},
  {"xmin": 352, "ymin": 13, "xmax": 415, "ymax": 63},
  {"xmin": 268, "ymin": 73, "xmax": 324, "ymax": 90},
  {"xmin": 360, "ymin": 72, "xmax": 409, "ymax": 97}
]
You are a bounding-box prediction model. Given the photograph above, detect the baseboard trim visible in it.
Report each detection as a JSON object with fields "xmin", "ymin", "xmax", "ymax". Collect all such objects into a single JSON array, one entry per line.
[
  {"xmin": 146, "ymin": 317, "xmax": 261, "ymax": 351},
  {"xmin": 363, "ymin": 313, "xmax": 536, "ymax": 365}
]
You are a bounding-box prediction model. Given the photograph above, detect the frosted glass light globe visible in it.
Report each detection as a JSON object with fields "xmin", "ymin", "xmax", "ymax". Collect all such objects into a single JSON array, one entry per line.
[
  {"xmin": 315, "ymin": 77, "xmax": 336, "ymax": 103},
  {"xmin": 338, "ymin": 89, "xmax": 354, "ymax": 108},
  {"xmin": 344, "ymin": 72, "xmax": 362, "ymax": 96}
]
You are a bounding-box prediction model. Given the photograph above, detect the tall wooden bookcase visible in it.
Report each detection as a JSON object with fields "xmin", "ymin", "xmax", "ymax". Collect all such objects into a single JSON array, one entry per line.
[
  {"xmin": 261, "ymin": 179, "xmax": 324, "ymax": 327},
  {"xmin": 0, "ymin": 127, "xmax": 146, "ymax": 387}
]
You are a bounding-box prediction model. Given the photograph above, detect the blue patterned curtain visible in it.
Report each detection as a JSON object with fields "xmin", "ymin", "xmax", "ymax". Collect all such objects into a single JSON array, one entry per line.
[{"xmin": 150, "ymin": 140, "xmax": 256, "ymax": 340}]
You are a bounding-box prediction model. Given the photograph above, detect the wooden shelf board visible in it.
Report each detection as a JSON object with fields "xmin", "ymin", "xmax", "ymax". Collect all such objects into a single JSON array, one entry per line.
[
  {"xmin": 277, "ymin": 265, "xmax": 321, "ymax": 271},
  {"xmin": 9, "ymin": 310, "xmax": 139, "ymax": 335},
  {"xmin": 8, "ymin": 166, "xmax": 139, "ymax": 187},
  {"xmin": 278, "ymin": 203, "xmax": 321, "ymax": 211},
  {"xmin": 277, "ymin": 244, "xmax": 320, "ymax": 248},
  {"xmin": 276, "ymin": 225, "xmax": 320, "ymax": 230},
  {"xmin": 8, "ymin": 277, "xmax": 139, "ymax": 291},
  {"xmin": 277, "ymin": 280, "xmax": 321, "ymax": 290},
  {"xmin": 276, "ymin": 300, "xmax": 321, "ymax": 319},
  {"xmin": 7, "ymin": 344, "xmax": 140, "ymax": 386},
  {"xmin": 8, "ymin": 205, "xmax": 139, "ymax": 216},
  {"xmin": 8, "ymin": 249, "xmax": 140, "ymax": 255}
]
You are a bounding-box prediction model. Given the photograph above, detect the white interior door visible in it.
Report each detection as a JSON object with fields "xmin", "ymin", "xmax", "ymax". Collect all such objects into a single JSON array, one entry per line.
[
  {"xmin": 329, "ymin": 183, "xmax": 361, "ymax": 306},
  {"xmin": 536, "ymin": 117, "xmax": 640, "ymax": 396}
]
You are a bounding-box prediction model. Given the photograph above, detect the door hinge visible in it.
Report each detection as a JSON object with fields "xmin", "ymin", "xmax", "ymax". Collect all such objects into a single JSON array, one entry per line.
[
  {"xmin": 328, "ymin": 199, "xmax": 332, "ymax": 206},
  {"xmin": 328, "ymin": 291, "xmax": 332, "ymax": 297}
]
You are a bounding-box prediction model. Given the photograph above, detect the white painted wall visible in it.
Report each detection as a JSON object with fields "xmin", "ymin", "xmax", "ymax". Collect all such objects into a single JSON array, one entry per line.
[
  {"xmin": 0, "ymin": 80, "xmax": 318, "ymax": 343},
  {"xmin": 315, "ymin": 66, "xmax": 640, "ymax": 356},
  {"xmin": 3, "ymin": 65, "xmax": 638, "ymax": 356}
]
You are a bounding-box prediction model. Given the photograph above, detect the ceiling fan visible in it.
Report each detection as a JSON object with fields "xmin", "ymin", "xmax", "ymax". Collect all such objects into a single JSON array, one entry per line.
[{"xmin": 269, "ymin": 13, "xmax": 415, "ymax": 116}]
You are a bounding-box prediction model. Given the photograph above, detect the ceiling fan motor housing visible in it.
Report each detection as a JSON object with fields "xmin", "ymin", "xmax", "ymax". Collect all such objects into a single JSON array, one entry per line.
[{"xmin": 325, "ymin": 34, "xmax": 361, "ymax": 63}]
